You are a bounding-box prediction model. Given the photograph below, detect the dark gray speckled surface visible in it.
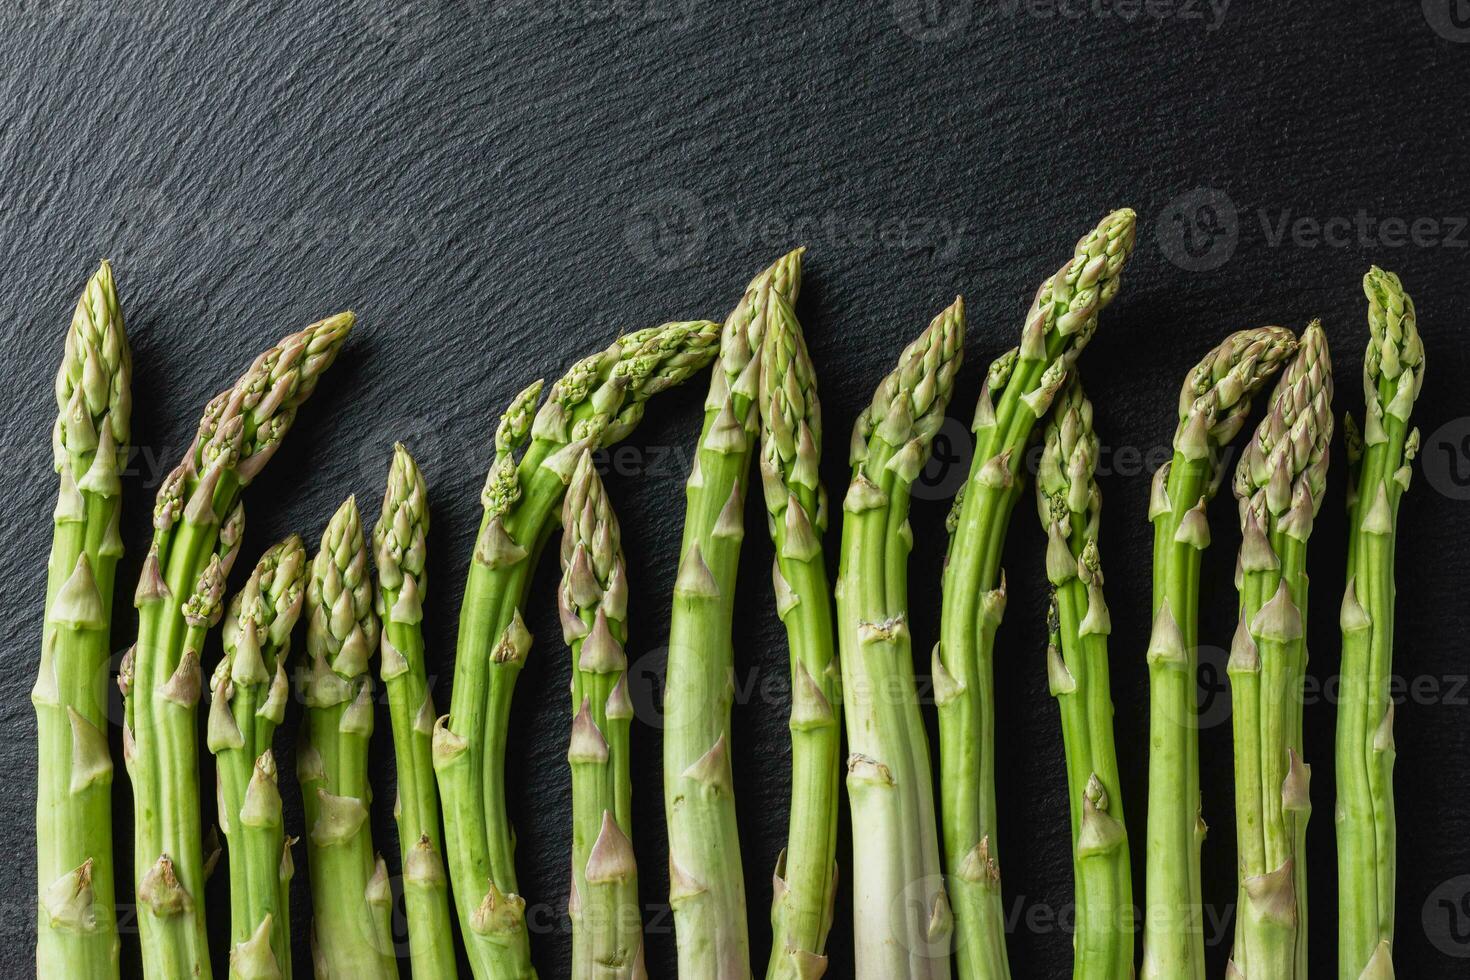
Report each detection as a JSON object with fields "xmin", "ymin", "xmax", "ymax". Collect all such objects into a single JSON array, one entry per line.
[{"xmin": 2, "ymin": 2, "xmax": 1468, "ymax": 976}]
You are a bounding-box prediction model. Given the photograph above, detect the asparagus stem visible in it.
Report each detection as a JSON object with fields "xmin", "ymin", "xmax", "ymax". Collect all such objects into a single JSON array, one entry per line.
[
  {"xmin": 1336, "ymin": 268, "xmax": 1424, "ymax": 979},
  {"xmin": 839, "ymin": 299, "xmax": 964, "ymax": 979},
  {"xmin": 299, "ymin": 498, "xmax": 399, "ymax": 977},
  {"xmin": 35, "ymin": 262, "xmax": 129, "ymax": 979},
  {"xmin": 1140, "ymin": 326, "xmax": 1298, "ymax": 980},
  {"xmin": 209, "ymin": 536, "xmax": 307, "ymax": 978},
  {"xmin": 1035, "ymin": 378, "xmax": 1133, "ymax": 979},
  {"xmin": 937, "ymin": 209, "xmax": 1137, "ymax": 979},
  {"xmin": 435, "ymin": 321, "xmax": 719, "ymax": 979},
  {"xmin": 664, "ymin": 252, "xmax": 800, "ymax": 979},
  {"xmin": 124, "ymin": 311, "xmax": 354, "ymax": 979},
  {"xmin": 1226, "ymin": 323, "xmax": 1333, "ymax": 979},
  {"xmin": 755, "ymin": 259, "xmax": 842, "ymax": 979},
  {"xmin": 372, "ymin": 445, "xmax": 458, "ymax": 976},
  {"xmin": 561, "ymin": 452, "xmax": 645, "ymax": 979}
]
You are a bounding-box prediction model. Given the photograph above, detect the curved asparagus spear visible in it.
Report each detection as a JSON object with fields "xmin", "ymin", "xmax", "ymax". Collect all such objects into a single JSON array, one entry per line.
[
  {"xmin": 35, "ymin": 262, "xmax": 129, "ymax": 979},
  {"xmin": 300, "ymin": 497, "xmax": 398, "ymax": 977},
  {"xmin": 1227, "ymin": 321, "xmax": 1332, "ymax": 980},
  {"xmin": 937, "ymin": 209, "xmax": 1136, "ymax": 978},
  {"xmin": 1336, "ymin": 268, "xmax": 1424, "ymax": 979},
  {"xmin": 561, "ymin": 452, "xmax": 645, "ymax": 978},
  {"xmin": 209, "ymin": 536, "xmax": 307, "ymax": 979},
  {"xmin": 372, "ymin": 445, "xmax": 457, "ymax": 976},
  {"xmin": 664, "ymin": 252, "xmax": 800, "ymax": 979},
  {"xmin": 755, "ymin": 261, "xmax": 841, "ymax": 979},
  {"xmin": 1141, "ymin": 325, "xmax": 1298, "ymax": 980},
  {"xmin": 125, "ymin": 311, "xmax": 353, "ymax": 979},
  {"xmin": 436, "ymin": 320, "xmax": 719, "ymax": 978},
  {"xmin": 839, "ymin": 299, "xmax": 964, "ymax": 980},
  {"xmin": 1035, "ymin": 377, "xmax": 1133, "ymax": 979}
]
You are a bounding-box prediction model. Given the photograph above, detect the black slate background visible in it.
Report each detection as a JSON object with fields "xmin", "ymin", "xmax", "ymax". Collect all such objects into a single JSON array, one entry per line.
[{"xmin": 3, "ymin": 2, "xmax": 1469, "ymax": 977}]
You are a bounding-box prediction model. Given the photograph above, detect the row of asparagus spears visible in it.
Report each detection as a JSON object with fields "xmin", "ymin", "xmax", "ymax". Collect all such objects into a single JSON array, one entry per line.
[{"xmin": 34, "ymin": 210, "xmax": 1422, "ymax": 979}]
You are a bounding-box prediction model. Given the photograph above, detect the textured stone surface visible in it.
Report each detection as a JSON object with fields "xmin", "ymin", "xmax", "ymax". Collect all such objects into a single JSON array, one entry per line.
[{"xmin": 2, "ymin": 2, "xmax": 1469, "ymax": 976}]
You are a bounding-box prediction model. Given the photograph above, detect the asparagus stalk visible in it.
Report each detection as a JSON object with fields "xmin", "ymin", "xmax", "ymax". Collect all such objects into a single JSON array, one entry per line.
[
  {"xmin": 755, "ymin": 261, "xmax": 841, "ymax": 979},
  {"xmin": 435, "ymin": 320, "xmax": 719, "ymax": 979},
  {"xmin": 372, "ymin": 445, "xmax": 458, "ymax": 976},
  {"xmin": 839, "ymin": 299, "xmax": 964, "ymax": 980},
  {"xmin": 35, "ymin": 262, "xmax": 129, "ymax": 979},
  {"xmin": 299, "ymin": 497, "xmax": 398, "ymax": 977},
  {"xmin": 561, "ymin": 452, "xmax": 645, "ymax": 978},
  {"xmin": 937, "ymin": 209, "xmax": 1136, "ymax": 978},
  {"xmin": 1034, "ymin": 377, "xmax": 1133, "ymax": 979},
  {"xmin": 1226, "ymin": 321, "xmax": 1333, "ymax": 979},
  {"xmin": 1335, "ymin": 268, "xmax": 1424, "ymax": 979},
  {"xmin": 209, "ymin": 536, "xmax": 308, "ymax": 978},
  {"xmin": 124, "ymin": 311, "xmax": 354, "ymax": 979},
  {"xmin": 1140, "ymin": 325, "xmax": 1298, "ymax": 980}
]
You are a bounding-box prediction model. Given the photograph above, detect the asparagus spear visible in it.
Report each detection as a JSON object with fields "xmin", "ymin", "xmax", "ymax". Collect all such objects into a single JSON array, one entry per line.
[
  {"xmin": 1141, "ymin": 325, "xmax": 1298, "ymax": 980},
  {"xmin": 373, "ymin": 445, "xmax": 457, "ymax": 976},
  {"xmin": 755, "ymin": 259, "xmax": 841, "ymax": 979},
  {"xmin": 937, "ymin": 209, "xmax": 1136, "ymax": 978},
  {"xmin": 1226, "ymin": 321, "xmax": 1332, "ymax": 979},
  {"xmin": 125, "ymin": 311, "xmax": 354, "ymax": 979},
  {"xmin": 299, "ymin": 497, "xmax": 398, "ymax": 977},
  {"xmin": 35, "ymin": 262, "xmax": 129, "ymax": 979},
  {"xmin": 435, "ymin": 319, "xmax": 719, "ymax": 979},
  {"xmin": 839, "ymin": 299, "xmax": 964, "ymax": 980},
  {"xmin": 209, "ymin": 536, "xmax": 307, "ymax": 978},
  {"xmin": 1034, "ymin": 377, "xmax": 1133, "ymax": 979},
  {"xmin": 561, "ymin": 452, "xmax": 645, "ymax": 979},
  {"xmin": 1336, "ymin": 268, "xmax": 1424, "ymax": 980},
  {"xmin": 664, "ymin": 251, "xmax": 800, "ymax": 979}
]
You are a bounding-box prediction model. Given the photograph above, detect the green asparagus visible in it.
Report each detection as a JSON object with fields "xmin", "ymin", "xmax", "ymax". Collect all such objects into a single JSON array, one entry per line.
[
  {"xmin": 839, "ymin": 298, "xmax": 964, "ymax": 980},
  {"xmin": 755, "ymin": 257, "xmax": 841, "ymax": 979},
  {"xmin": 210, "ymin": 536, "xmax": 308, "ymax": 978},
  {"xmin": 436, "ymin": 320, "xmax": 719, "ymax": 978},
  {"xmin": 1141, "ymin": 325, "xmax": 1298, "ymax": 980},
  {"xmin": 1226, "ymin": 322, "xmax": 1333, "ymax": 979},
  {"xmin": 300, "ymin": 497, "xmax": 398, "ymax": 977},
  {"xmin": 1035, "ymin": 377, "xmax": 1133, "ymax": 979},
  {"xmin": 35, "ymin": 262, "xmax": 129, "ymax": 979},
  {"xmin": 937, "ymin": 209, "xmax": 1136, "ymax": 979},
  {"xmin": 1336, "ymin": 268, "xmax": 1424, "ymax": 980},
  {"xmin": 561, "ymin": 452, "xmax": 644, "ymax": 978},
  {"xmin": 664, "ymin": 251, "xmax": 804, "ymax": 979},
  {"xmin": 373, "ymin": 445, "xmax": 458, "ymax": 976},
  {"xmin": 125, "ymin": 311, "xmax": 353, "ymax": 979}
]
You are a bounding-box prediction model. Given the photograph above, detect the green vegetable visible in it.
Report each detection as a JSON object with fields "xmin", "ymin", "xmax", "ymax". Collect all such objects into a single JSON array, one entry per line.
[
  {"xmin": 1141, "ymin": 325, "xmax": 1297, "ymax": 980},
  {"xmin": 299, "ymin": 497, "xmax": 398, "ymax": 977},
  {"xmin": 210, "ymin": 536, "xmax": 308, "ymax": 978},
  {"xmin": 755, "ymin": 257, "xmax": 841, "ymax": 979},
  {"xmin": 561, "ymin": 452, "xmax": 644, "ymax": 978},
  {"xmin": 1226, "ymin": 321, "xmax": 1332, "ymax": 979},
  {"xmin": 435, "ymin": 320, "xmax": 719, "ymax": 978},
  {"xmin": 125, "ymin": 312, "xmax": 354, "ymax": 979},
  {"xmin": 839, "ymin": 298, "xmax": 963, "ymax": 979},
  {"xmin": 664, "ymin": 252, "xmax": 800, "ymax": 979},
  {"xmin": 1335, "ymin": 268, "xmax": 1424, "ymax": 980},
  {"xmin": 1035, "ymin": 377, "xmax": 1133, "ymax": 979},
  {"xmin": 373, "ymin": 445, "xmax": 457, "ymax": 976},
  {"xmin": 937, "ymin": 209, "xmax": 1136, "ymax": 979},
  {"xmin": 35, "ymin": 262, "xmax": 129, "ymax": 979}
]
